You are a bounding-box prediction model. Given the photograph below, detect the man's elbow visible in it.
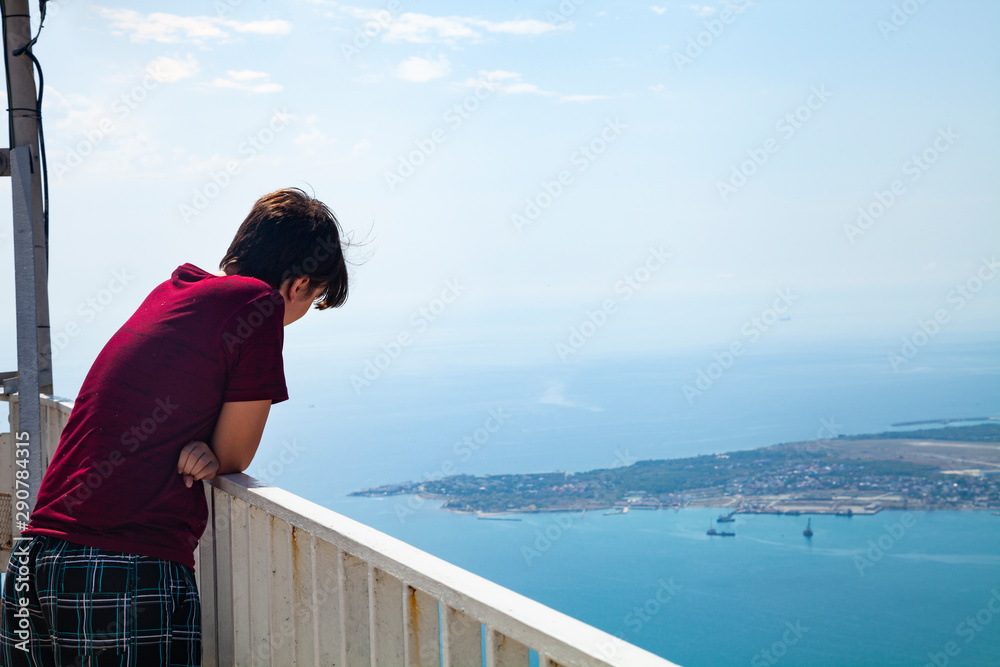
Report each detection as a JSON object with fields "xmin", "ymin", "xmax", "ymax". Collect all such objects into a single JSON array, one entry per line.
[
  {"xmin": 214, "ymin": 451, "xmax": 253, "ymax": 476},
  {"xmin": 210, "ymin": 434, "xmax": 263, "ymax": 477}
]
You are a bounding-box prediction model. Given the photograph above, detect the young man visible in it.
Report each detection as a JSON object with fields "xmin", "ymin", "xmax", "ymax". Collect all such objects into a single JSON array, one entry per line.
[{"xmin": 0, "ymin": 188, "xmax": 348, "ymax": 666}]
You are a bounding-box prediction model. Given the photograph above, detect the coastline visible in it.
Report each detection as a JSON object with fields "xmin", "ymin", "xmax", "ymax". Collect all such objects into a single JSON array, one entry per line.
[
  {"xmin": 412, "ymin": 492, "xmax": 998, "ymax": 517},
  {"xmin": 354, "ymin": 423, "xmax": 1000, "ymax": 517}
]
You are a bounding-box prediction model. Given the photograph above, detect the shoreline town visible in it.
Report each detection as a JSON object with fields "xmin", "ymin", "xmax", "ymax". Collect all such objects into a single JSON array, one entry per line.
[{"xmin": 353, "ymin": 423, "xmax": 1000, "ymax": 517}]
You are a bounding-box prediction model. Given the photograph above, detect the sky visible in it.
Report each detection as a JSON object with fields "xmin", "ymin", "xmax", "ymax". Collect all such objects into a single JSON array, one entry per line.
[{"xmin": 0, "ymin": 0, "xmax": 998, "ymax": 400}]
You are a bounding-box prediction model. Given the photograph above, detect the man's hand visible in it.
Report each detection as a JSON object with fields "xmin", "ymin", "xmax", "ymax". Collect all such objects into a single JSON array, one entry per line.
[{"xmin": 177, "ymin": 440, "xmax": 220, "ymax": 488}]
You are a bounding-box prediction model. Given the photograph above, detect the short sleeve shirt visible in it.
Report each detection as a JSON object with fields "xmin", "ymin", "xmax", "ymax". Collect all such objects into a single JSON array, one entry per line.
[{"xmin": 23, "ymin": 264, "xmax": 287, "ymax": 568}]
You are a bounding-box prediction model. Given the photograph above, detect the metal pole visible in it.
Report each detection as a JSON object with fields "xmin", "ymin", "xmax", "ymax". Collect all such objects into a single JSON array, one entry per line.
[
  {"xmin": 2, "ymin": 0, "xmax": 49, "ymax": 524},
  {"xmin": 3, "ymin": 0, "xmax": 52, "ymax": 395}
]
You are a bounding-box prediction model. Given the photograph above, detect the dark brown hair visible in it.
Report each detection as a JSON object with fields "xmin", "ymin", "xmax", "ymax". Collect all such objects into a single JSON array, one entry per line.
[{"xmin": 220, "ymin": 188, "xmax": 348, "ymax": 309}]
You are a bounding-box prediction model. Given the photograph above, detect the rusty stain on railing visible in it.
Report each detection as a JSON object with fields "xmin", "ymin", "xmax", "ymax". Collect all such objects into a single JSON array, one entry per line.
[
  {"xmin": 408, "ymin": 585, "xmax": 422, "ymax": 661},
  {"xmin": 291, "ymin": 524, "xmax": 303, "ymax": 581}
]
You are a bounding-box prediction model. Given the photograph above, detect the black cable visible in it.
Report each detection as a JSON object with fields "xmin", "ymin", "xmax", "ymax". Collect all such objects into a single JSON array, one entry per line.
[
  {"xmin": 8, "ymin": 1, "xmax": 49, "ymax": 264},
  {"xmin": 1, "ymin": 0, "xmax": 16, "ymax": 150},
  {"xmin": 22, "ymin": 49, "xmax": 45, "ymax": 252}
]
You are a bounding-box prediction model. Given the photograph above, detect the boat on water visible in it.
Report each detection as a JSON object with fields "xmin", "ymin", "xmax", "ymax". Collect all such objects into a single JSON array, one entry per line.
[
  {"xmin": 604, "ymin": 506, "xmax": 629, "ymax": 516},
  {"xmin": 707, "ymin": 524, "xmax": 735, "ymax": 537},
  {"xmin": 803, "ymin": 518, "xmax": 814, "ymax": 538},
  {"xmin": 835, "ymin": 508, "xmax": 854, "ymax": 517},
  {"xmin": 717, "ymin": 511, "xmax": 736, "ymax": 523}
]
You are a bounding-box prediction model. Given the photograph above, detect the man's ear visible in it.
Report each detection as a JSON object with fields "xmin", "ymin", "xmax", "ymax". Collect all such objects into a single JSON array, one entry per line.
[
  {"xmin": 279, "ymin": 276, "xmax": 311, "ymax": 301},
  {"xmin": 289, "ymin": 276, "xmax": 313, "ymax": 301}
]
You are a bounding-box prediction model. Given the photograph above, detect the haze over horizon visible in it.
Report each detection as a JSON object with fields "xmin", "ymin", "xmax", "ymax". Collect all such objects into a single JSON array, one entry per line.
[{"xmin": 0, "ymin": 0, "xmax": 997, "ymax": 400}]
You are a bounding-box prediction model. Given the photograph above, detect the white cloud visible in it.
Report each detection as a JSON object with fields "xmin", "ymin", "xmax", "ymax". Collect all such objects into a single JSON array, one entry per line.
[
  {"xmin": 46, "ymin": 90, "xmax": 114, "ymax": 137},
  {"xmin": 385, "ymin": 14, "xmax": 479, "ymax": 43},
  {"xmin": 226, "ymin": 70, "xmax": 268, "ymax": 82},
  {"xmin": 559, "ymin": 94, "xmax": 612, "ymax": 103},
  {"xmin": 650, "ymin": 5, "xmax": 668, "ymax": 15},
  {"xmin": 46, "ymin": 54, "xmax": 198, "ymax": 134},
  {"xmin": 320, "ymin": 5, "xmax": 568, "ymax": 45},
  {"xmin": 475, "ymin": 18, "xmax": 565, "ymax": 37},
  {"xmin": 49, "ymin": 125, "xmax": 166, "ymax": 182},
  {"xmin": 147, "ymin": 55, "xmax": 200, "ymax": 83},
  {"xmin": 394, "ymin": 55, "xmax": 451, "ymax": 83},
  {"xmin": 503, "ymin": 82, "xmax": 552, "ymax": 95},
  {"xmin": 539, "ymin": 384, "xmax": 603, "ymax": 412},
  {"xmin": 464, "ymin": 70, "xmax": 608, "ymax": 102},
  {"xmin": 213, "ymin": 70, "xmax": 282, "ymax": 93},
  {"xmin": 350, "ymin": 140, "xmax": 371, "ymax": 158},
  {"xmin": 478, "ymin": 69, "xmax": 521, "ymax": 82},
  {"xmin": 687, "ymin": 4, "xmax": 717, "ymax": 16},
  {"xmin": 94, "ymin": 7, "xmax": 291, "ymax": 45},
  {"xmin": 294, "ymin": 114, "xmax": 334, "ymax": 148},
  {"xmin": 464, "ymin": 71, "xmax": 554, "ymax": 96},
  {"xmin": 227, "ymin": 19, "xmax": 292, "ymax": 36},
  {"xmin": 725, "ymin": 0, "xmax": 754, "ymax": 13}
]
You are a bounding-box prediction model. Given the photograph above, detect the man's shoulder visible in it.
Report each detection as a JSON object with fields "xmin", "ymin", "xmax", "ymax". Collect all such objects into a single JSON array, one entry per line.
[
  {"xmin": 170, "ymin": 264, "xmax": 280, "ymax": 308},
  {"xmin": 120, "ymin": 265, "xmax": 282, "ymax": 340}
]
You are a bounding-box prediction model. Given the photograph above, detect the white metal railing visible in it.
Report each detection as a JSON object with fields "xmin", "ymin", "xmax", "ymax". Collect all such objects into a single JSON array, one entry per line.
[{"xmin": 2, "ymin": 394, "xmax": 678, "ymax": 667}]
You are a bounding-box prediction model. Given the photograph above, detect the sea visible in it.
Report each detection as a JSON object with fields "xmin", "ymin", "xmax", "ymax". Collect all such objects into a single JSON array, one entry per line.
[{"xmin": 56, "ymin": 337, "xmax": 1000, "ymax": 665}]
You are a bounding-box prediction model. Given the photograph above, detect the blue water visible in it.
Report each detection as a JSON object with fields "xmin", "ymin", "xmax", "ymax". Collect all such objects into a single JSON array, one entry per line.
[
  {"xmin": 330, "ymin": 501, "xmax": 1000, "ymax": 667},
  {"xmin": 238, "ymin": 338, "xmax": 1000, "ymax": 666}
]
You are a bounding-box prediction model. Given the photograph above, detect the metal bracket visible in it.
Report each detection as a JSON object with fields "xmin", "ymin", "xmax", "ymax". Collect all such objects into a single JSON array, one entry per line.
[{"xmin": 0, "ymin": 370, "xmax": 51, "ymax": 396}]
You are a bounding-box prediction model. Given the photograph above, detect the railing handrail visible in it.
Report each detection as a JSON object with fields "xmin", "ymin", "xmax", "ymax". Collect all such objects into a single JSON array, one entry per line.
[
  {"xmin": 213, "ymin": 474, "xmax": 675, "ymax": 667},
  {"xmin": 0, "ymin": 393, "xmax": 75, "ymax": 408}
]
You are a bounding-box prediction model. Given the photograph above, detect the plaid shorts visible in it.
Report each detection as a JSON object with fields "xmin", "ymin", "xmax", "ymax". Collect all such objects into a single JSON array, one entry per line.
[{"xmin": 0, "ymin": 535, "xmax": 200, "ymax": 666}]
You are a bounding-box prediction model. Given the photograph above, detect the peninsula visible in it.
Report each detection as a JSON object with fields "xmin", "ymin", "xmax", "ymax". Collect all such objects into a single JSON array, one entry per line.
[{"xmin": 352, "ymin": 424, "xmax": 1000, "ymax": 516}]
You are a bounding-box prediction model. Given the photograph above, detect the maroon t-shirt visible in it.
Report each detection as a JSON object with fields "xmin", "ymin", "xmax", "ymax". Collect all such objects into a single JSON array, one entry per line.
[{"xmin": 23, "ymin": 264, "xmax": 288, "ymax": 569}]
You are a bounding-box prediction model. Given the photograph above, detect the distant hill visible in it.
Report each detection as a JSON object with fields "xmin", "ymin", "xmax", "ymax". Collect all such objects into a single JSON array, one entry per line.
[{"xmin": 840, "ymin": 423, "xmax": 1000, "ymax": 443}]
